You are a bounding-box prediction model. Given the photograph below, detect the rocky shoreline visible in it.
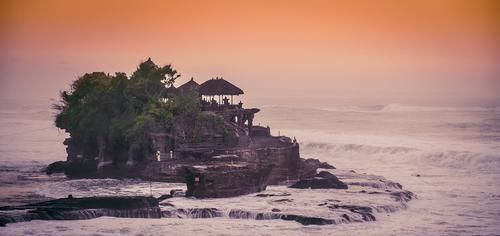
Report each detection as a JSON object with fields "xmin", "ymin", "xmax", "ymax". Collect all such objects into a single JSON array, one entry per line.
[
  {"xmin": 47, "ymin": 136, "xmax": 338, "ymax": 199},
  {"xmin": 0, "ymin": 169, "xmax": 414, "ymax": 227}
]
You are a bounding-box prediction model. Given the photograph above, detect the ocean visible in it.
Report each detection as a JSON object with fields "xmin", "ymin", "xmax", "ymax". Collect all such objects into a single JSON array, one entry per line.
[{"xmin": 1, "ymin": 98, "xmax": 499, "ymax": 235}]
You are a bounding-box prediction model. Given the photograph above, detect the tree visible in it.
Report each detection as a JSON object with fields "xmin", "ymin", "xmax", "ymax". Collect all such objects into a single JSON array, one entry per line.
[
  {"xmin": 128, "ymin": 57, "xmax": 180, "ymax": 106},
  {"xmin": 54, "ymin": 58, "xmax": 182, "ymax": 168}
]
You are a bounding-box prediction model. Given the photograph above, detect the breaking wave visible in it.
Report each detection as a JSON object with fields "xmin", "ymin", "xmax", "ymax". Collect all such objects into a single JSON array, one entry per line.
[
  {"xmin": 260, "ymin": 104, "xmax": 500, "ymax": 113},
  {"xmin": 301, "ymin": 142, "xmax": 417, "ymax": 155},
  {"xmin": 300, "ymin": 141, "xmax": 500, "ymax": 172},
  {"xmin": 381, "ymin": 104, "xmax": 500, "ymax": 113}
]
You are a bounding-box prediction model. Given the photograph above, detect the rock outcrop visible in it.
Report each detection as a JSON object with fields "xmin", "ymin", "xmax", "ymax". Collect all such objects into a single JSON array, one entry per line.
[
  {"xmin": 0, "ymin": 196, "xmax": 159, "ymax": 226},
  {"xmin": 185, "ymin": 164, "xmax": 272, "ymax": 198},
  {"xmin": 290, "ymin": 171, "xmax": 348, "ymax": 189},
  {"xmin": 303, "ymin": 158, "xmax": 336, "ymax": 169},
  {"xmin": 1, "ymin": 170, "xmax": 415, "ymax": 227},
  {"xmin": 48, "ymin": 86, "xmax": 337, "ymax": 198}
]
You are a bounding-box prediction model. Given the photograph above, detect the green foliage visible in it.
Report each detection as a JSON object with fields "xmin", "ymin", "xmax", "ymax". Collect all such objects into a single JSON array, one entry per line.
[
  {"xmin": 128, "ymin": 58, "xmax": 180, "ymax": 107},
  {"xmin": 54, "ymin": 58, "xmax": 183, "ymax": 164}
]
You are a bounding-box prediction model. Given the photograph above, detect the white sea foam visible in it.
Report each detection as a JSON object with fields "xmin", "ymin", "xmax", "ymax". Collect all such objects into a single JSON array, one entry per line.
[
  {"xmin": 300, "ymin": 140, "xmax": 500, "ymax": 171},
  {"xmin": 381, "ymin": 103, "xmax": 500, "ymax": 112},
  {"xmin": 260, "ymin": 103, "xmax": 500, "ymax": 114}
]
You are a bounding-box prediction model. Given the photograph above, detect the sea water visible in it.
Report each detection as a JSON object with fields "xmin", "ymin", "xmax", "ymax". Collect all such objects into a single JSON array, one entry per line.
[{"xmin": 0, "ymin": 98, "xmax": 499, "ymax": 235}]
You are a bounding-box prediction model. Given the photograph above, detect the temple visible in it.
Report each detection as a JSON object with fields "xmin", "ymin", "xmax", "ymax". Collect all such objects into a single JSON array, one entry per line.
[
  {"xmin": 153, "ymin": 77, "xmax": 270, "ymax": 159},
  {"xmin": 48, "ymin": 62, "xmax": 332, "ymax": 199},
  {"xmin": 140, "ymin": 77, "xmax": 310, "ymax": 198}
]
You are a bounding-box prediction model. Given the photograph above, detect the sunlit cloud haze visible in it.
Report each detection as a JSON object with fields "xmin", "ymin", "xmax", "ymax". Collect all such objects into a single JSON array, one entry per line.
[{"xmin": 1, "ymin": 0, "xmax": 499, "ymax": 105}]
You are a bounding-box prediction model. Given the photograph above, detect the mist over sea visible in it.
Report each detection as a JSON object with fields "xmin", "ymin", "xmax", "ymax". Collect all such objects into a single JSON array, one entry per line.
[{"xmin": 1, "ymin": 98, "xmax": 499, "ymax": 235}]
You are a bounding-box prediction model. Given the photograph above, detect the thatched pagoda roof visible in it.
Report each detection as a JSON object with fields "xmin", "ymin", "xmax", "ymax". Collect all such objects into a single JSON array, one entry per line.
[
  {"xmin": 199, "ymin": 78, "xmax": 244, "ymax": 96},
  {"xmin": 177, "ymin": 77, "xmax": 200, "ymax": 94}
]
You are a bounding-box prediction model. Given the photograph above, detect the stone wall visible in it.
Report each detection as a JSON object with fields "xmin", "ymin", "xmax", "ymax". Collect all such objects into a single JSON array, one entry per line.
[
  {"xmin": 137, "ymin": 142, "xmax": 301, "ymax": 186},
  {"xmin": 216, "ymin": 143, "xmax": 301, "ymax": 185},
  {"xmin": 185, "ymin": 165, "xmax": 271, "ymax": 198}
]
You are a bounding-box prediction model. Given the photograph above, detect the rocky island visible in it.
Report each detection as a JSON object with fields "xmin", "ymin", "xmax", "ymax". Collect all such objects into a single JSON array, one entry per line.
[{"xmin": 46, "ymin": 58, "xmax": 331, "ymax": 198}]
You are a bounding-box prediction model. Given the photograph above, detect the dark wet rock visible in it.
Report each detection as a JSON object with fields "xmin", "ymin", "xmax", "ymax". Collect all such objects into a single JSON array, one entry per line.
[
  {"xmin": 0, "ymin": 217, "xmax": 10, "ymax": 227},
  {"xmin": 389, "ymin": 191, "xmax": 414, "ymax": 202},
  {"xmin": 326, "ymin": 199, "xmax": 341, "ymax": 203},
  {"xmin": 228, "ymin": 209, "xmax": 255, "ymax": 219},
  {"xmin": 185, "ymin": 164, "xmax": 272, "ymax": 198},
  {"xmin": 271, "ymin": 208, "xmax": 281, "ymax": 212},
  {"xmin": 316, "ymin": 171, "xmax": 336, "ymax": 178},
  {"xmin": 157, "ymin": 194, "xmax": 172, "ymax": 201},
  {"xmin": 178, "ymin": 208, "xmax": 223, "ymax": 218},
  {"xmin": 359, "ymin": 190, "xmax": 414, "ymax": 204},
  {"xmin": 63, "ymin": 159, "xmax": 99, "ymax": 178},
  {"xmin": 170, "ymin": 189, "xmax": 184, "ymax": 196},
  {"xmin": 0, "ymin": 196, "xmax": 158, "ymax": 211},
  {"xmin": 45, "ymin": 161, "xmax": 67, "ymax": 175},
  {"xmin": 255, "ymin": 212, "xmax": 281, "ymax": 220},
  {"xmin": 379, "ymin": 179, "xmax": 403, "ymax": 189},
  {"xmin": 159, "ymin": 202, "xmax": 175, "ymax": 207},
  {"xmin": 0, "ymin": 196, "xmax": 160, "ymax": 226},
  {"xmin": 328, "ymin": 204, "xmax": 376, "ymax": 221},
  {"xmin": 160, "ymin": 189, "xmax": 185, "ymax": 198},
  {"xmin": 348, "ymin": 180, "xmax": 402, "ymax": 190},
  {"xmin": 297, "ymin": 159, "xmax": 320, "ymax": 179},
  {"xmin": 319, "ymin": 162, "xmax": 335, "ymax": 169},
  {"xmin": 302, "ymin": 158, "xmax": 336, "ymax": 169},
  {"xmin": 297, "ymin": 159, "xmax": 334, "ymax": 181},
  {"xmin": 365, "ymin": 191, "xmax": 384, "ymax": 194},
  {"xmin": 162, "ymin": 208, "xmax": 225, "ymax": 218},
  {"xmin": 256, "ymin": 144, "xmax": 303, "ymax": 185},
  {"xmin": 255, "ymin": 193, "xmax": 291, "ymax": 197},
  {"xmin": 228, "ymin": 209, "xmax": 334, "ymax": 225},
  {"xmin": 227, "ymin": 209, "xmax": 281, "ymax": 220},
  {"xmin": 290, "ymin": 171, "xmax": 348, "ymax": 189},
  {"xmin": 272, "ymin": 199, "xmax": 293, "ymax": 203},
  {"xmin": 281, "ymin": 214, "xmax": 334, "ymax": 225}
]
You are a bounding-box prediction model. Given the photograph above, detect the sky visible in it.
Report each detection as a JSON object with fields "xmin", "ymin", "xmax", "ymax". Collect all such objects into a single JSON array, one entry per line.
[{"xmin": 1, "ymin": 0, "xmax": 499, "ymax": 105}]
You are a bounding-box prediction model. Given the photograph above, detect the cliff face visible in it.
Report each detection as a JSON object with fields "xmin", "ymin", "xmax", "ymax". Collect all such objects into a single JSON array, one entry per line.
[
  {"xmin": 48, "ymin": 123, "xmax": 320, "ymax": 199},
  {"xmin": 137, "ymin": 141, "xmax": 305, "ymax": 181},
  {"xmin": 216, "ymin": 144, "xmax": 302, "ymax": 185},
  {"xmin": 132, "ymin": 140, "xmax": 323, "ymax": 198},
  {"xmin": 48, "ymin": 102, "xmax": 322, "ymax": 198},
  {"xmin": 181, "ymin": 142, "xmax": 318, "ymax": 198},
  {"xmin": 185, "ymin": 164, "xmax": 271, "ymax": 198}
]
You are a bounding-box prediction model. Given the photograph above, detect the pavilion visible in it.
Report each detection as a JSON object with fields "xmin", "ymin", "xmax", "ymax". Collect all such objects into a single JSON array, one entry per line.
[
  {"xmin": 166, "ymin": 77, "xmax": 261, "ymax": 137},
  {"xmin": 199, "ymin": 77, "xmax": 244, "ymax": 106}
]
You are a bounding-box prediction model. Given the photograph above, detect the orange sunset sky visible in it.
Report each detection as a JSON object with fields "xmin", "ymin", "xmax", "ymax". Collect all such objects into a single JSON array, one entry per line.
[{"xmin": 1, "ymin": 0, "xmax": 499, "ymax": 104}]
